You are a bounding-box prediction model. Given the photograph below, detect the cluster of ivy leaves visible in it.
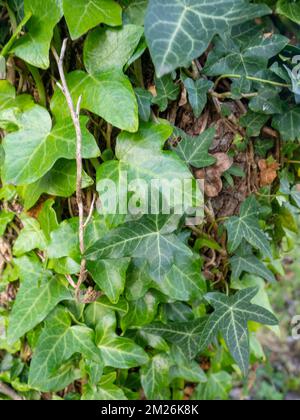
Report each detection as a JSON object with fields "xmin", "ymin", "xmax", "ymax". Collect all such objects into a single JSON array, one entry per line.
[{"xmin": 0, "ymin": 0, "xmax": 300, "ymax": 400}]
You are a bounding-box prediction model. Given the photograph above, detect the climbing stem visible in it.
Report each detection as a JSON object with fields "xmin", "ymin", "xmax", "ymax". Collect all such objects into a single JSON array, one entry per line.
[
  {"xmin": 27, "ymin": 64, "xmax": 47, "ymax": 107},
  {"xmin": 0, "ymin": 12, "xmax": 32, "ymax": 58},
  {"xmin": 214, "ymin": 74, "xmax": 291, "ymax": 89}
]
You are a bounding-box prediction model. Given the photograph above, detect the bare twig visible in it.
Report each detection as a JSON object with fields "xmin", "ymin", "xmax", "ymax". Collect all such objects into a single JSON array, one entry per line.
[
  {"xmin": 65, "ymin": 274, "xmax": 76, "ymax": 289},
  {"xmin": 0, "ymin": 381, "xmax": 24, "ymax": 400},
  {"xmin": 52, "ymin": 39, "xmax": 87, "ymax": 301}
]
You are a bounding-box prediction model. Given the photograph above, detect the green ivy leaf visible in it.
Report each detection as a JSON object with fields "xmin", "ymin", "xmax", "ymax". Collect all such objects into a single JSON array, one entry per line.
[
  {"xmin": 96, "ymin": 122, "xmax": 197, "ymax": 219},
  {"xmin": 141, "ymin": 354, "xmax": 171, "ymax": 400},
  {"xmin": 173, "ymin": 127, "xmax": 217, "ymax": 168},
  {"xmin": 85, "ymin": 299, "xmax": 129, "ymax": 329},
  {"xmin": 98, "ymin": 334, "xmax": 149, "ymax": 369},
  {"xmin": 143, "ymin": 317, "xmax": 208, "ymax": 360},
  {"xmin": 272, "ymin": 106, "xmax": 300, "ymax": 141},
  {"xmin": 225, "ymin": 195, "xmax": 272, "ymax": 258},
  {"xmin": 0, "ymin": 210, "xmax": 14, "ymax": 236},
  {"xmin": 84, "ymin": 25, "xmax": 144, "ymax": 74},
  {"xmin": 2, "ymin": 105, "xmax": 99, "ymax": 185},
  {"xmin": 12, "ymin": 0, "xmax": 63, "ymax": 69},
  {"xmin": 125, "ymin": 259, "xmax": 154, "ymax": 301},
  {"xmin": 0, "ymin": 80, "xmax": 15, "ymax": 111},
  {"xmin": 230, "ymin": 246, "xmax": 276, "ymax": 283},
  {"xmin": 159, "ymin": 254, "xmax": 207, "ymax": 301},
  {"xmin": 239, "ymin": 111, "xmax": 269, "ymax": 137},
  {"xmin": 87, "ymin": 258, "xmax": 131, "ymax": 304},
  {"xmin": 121, "ymin": 291, "xmax": 161, "ymax": 331},
  {"xmin": 86, "ymin": 214, "xmax": 193, "ymax": 282},
  {"xmin": 249, "ymin": 88, "xmax": 284, "ymax": 115},
  {"xmin": 184, "ymin": 78, "xmax": 213, "ymax": 118},
  {"xmin": 19, "ymin": 159, "xmax": 93, "ymax": 210},
  {"xmin": 152, "ymin": 75, "xmax": 180, "ymax": 111},
  {"xmin": 37, "ymin": 199, "xmax": 59, "ymax": 241},
  {"xmin": 194, "ymin": 371, "xmax": 232, "ymax": 400},
  {"xmin": 29, "ymin": 307, "xmax": 102, "ymax": 392},
  {"xmin": 199, "ymin": 288, "xmax": 278, "ymax": 375},
  {"xmin": 277, "ymin": 0, "xmax": 300, "ymax": 24},
  {"xmin": 170, "ymin": 346, "xmax": 207, "ymax": 383},
  {"xmin": 204, "ymin": 33, "xmax": 288, "ymax": 77},
  {"xmin": 123, "ymin": 0, "xmax": 148, "ymax": 26},
  {"xmin": 13, "ymin": 215, "xmax": 47, "ymax": 256},
  {"xmin": 7, "ymin": 256, "xmax": 71, "ymax": 344},
  {"xmin": 47, "ymin": 215, "xmax": 108, "ymax": 261},
  {"xmin": 63, "ymin": 0, "xmax": 122, "ymax": 40},
  {"xmin": 135, "ymin": 88, "xmax": 153, "ymax": 122},
  {"xmin": 145, "ymin": 0, "xmax": 271, "ymax": 77},
  {"xmin": 82, "ymin": 373, "xmax": 127, "ymax": 400},
  {"xmin": 51, "ymin": 70, "xmax": 139, "ymax": 133}
]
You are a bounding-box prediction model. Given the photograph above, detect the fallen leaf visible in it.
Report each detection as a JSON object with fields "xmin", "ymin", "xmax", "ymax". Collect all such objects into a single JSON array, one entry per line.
[
  {"xmin": 178, "ymin": 86, "xmax": 188, "ymax": 107},
  {"xmin": 196, "ymin": 153, "xmax": 233, "ymax": 198},
  {"xmin": 258, "ymin": 159, "xmax": 279, "ymax": 187}
]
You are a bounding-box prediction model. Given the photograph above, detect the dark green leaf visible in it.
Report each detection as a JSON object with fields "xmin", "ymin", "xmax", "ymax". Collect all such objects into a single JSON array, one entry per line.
[
  {"xmin": 199, "ymin": 288, "xmax": 278, "ymax": 375},
  {"xmin": 145, "ymin": 0, "xmax": 271, "ymax": 77},
  {"xmin": 184, "ymin": 78, "xmax": 213, "ymax": 118},
  {"xmin": 173, "ymin": 127, "xmax": 217, "ymax": 168},
  {"xmin": 225, "ymin": 196, "xmax": 272, "ymax": 258}
]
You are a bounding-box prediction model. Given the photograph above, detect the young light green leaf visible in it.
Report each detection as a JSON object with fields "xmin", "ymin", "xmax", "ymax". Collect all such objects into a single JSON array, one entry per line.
[
  {"xmin": 0, "ymin": 210, "xmax": 14, "ymax": 236},
  {"xmin": 63, "ymin": 0, "xmax": 122, "ymax": 40},
  {"xmin": 173, "ymin": 127, "xmax": 217, "ymax": 168},
  {"xmin": 51, "ymin": 70, "xmax": 139, "ymax": 133},
  {"xmin": 13, "ymin": 215, "xmax": 47, "ymax": 256},
  {"xmin": 193, "ymin": 371, "xmax": 232, "ymax": 400},
  {"xmin": 85, "ymin": 214, "xmax": 193, "ymax": 282},
  {"xmin": 84, "ymin": 298, "xmax": 129, "ymax": 329},
  {"xmin": 0, "ymin": 80, "xmax": 15, "ymax": 111},
  {"xmin": 37, "ymin": 199, "xmax": 59, "ymax": 241},
  {"xmin": 19, "ymin": 159, "xmax": 93, "ymax": 210},
  {"xmin": 12, "ymin": 0, "xmax": 63, "ymax": 69},
  {"xmin": 82, "ymin": 374, "xmax": 127, "ymax": 400},
  {"xmin": 141, "ymin": 354, "xmax": 171, "ymax": 400},
  {"xmin": 47, "ymin": 215, "xmax": 108, "ymax": 261},
  {"xmin": 121, "ymin": 291, "xmax": 160, "ymax": 331},
  {"xmin": 2, "ymin": 105, "xmax": 99, "ymax": 185},
  {"xmin": 145, "ymin": 0, "xmax": 271, "ymax": 77},
  {"xmin": 199, "ymin": 287, "xmax": 278, "ymax": 375},
  {"xmin": 8, "ymin": 256, "xmax": 71, "ymax": 343},
  {"xmin": 277, "ymin": 0, "xmax": 300, "ymax": 24},
  {"xmin": 184, "ymin": 78, "xmax": 213, "ymax": 117},
  {"xmin": 84, "ymin": 25, "xmax": 144, "ymax": 74},
  {"xmin": 98, "ymin": 335, "xmax": 149, "ymax": 369},
  {"xmin": 170, "ymin": 345, "xmax": 206, "ymax": 383},
  {"xmin": 225, "ymin": 195, "xmax": 272, "ymax": 258},
  {"xmin": 87, "ymin": 258, "xmax": 131, "ymax": 304}
]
